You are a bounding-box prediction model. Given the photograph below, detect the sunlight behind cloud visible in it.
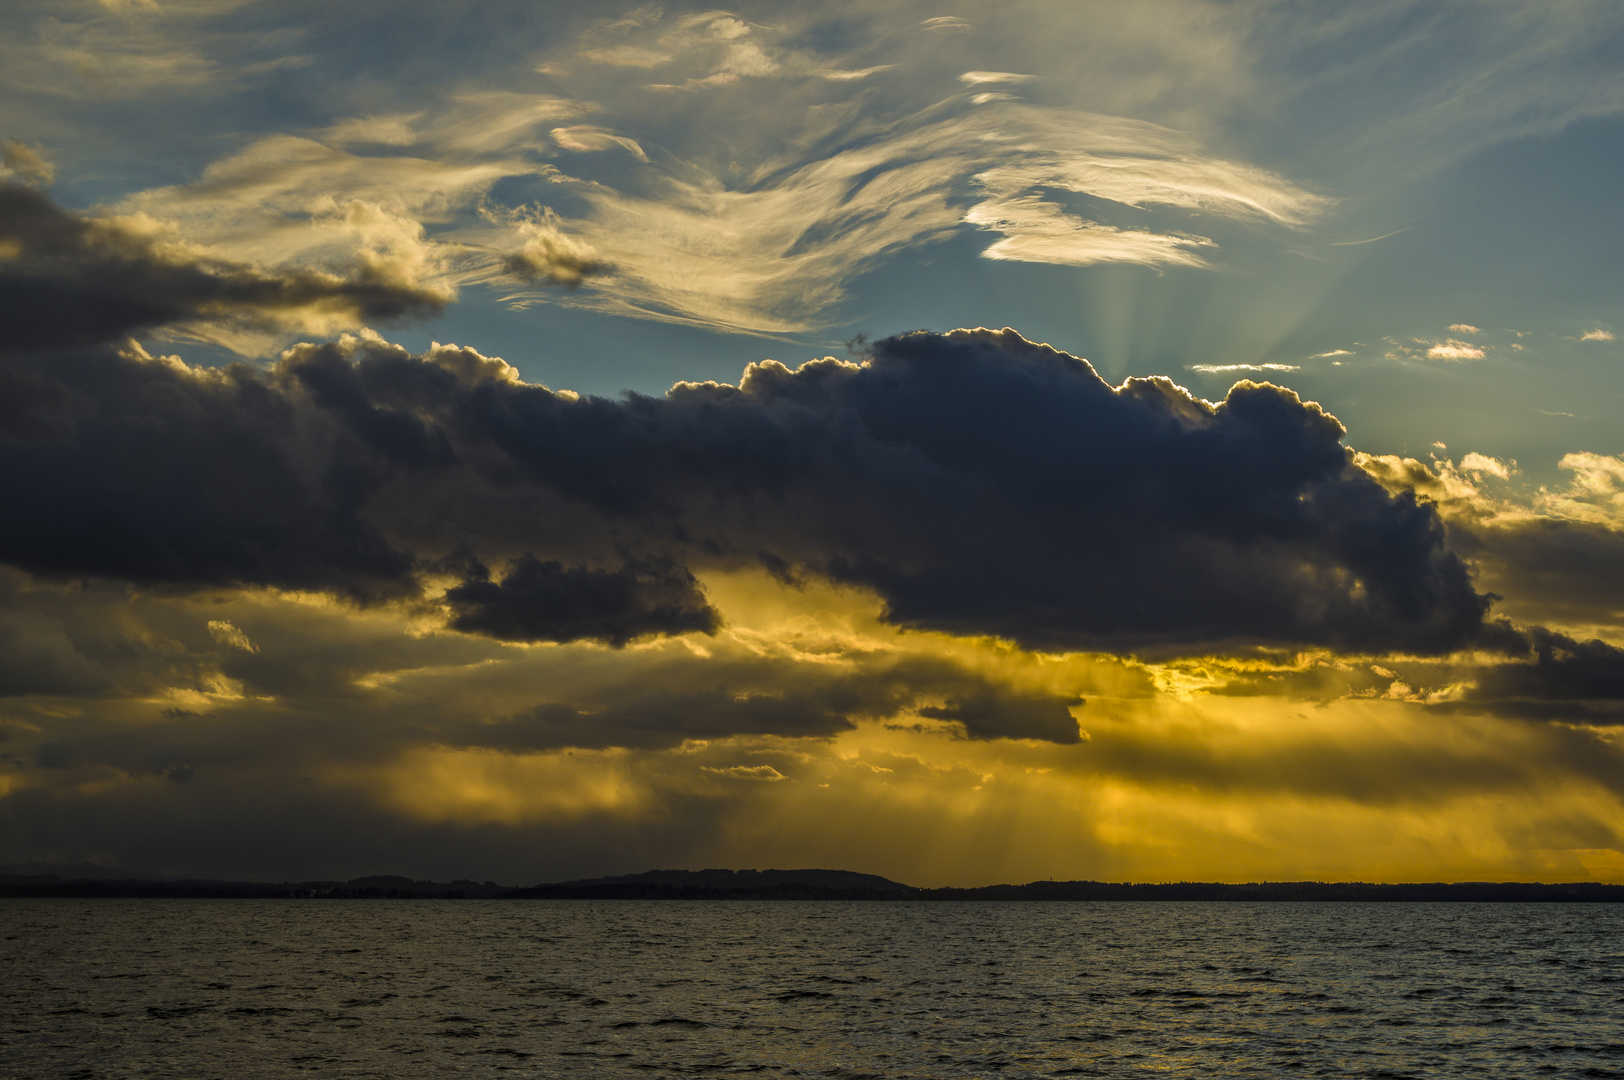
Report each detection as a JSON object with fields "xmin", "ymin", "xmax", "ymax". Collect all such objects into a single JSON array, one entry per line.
[{"xmin": 6, "ymin": 0, "xmax": 1624, "ymax": 890}]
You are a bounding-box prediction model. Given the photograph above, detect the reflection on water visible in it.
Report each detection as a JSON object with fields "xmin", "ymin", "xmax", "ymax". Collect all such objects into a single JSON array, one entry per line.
[{"xmin": 3, "ymin": 900, "xmax": 1622, "ymax": 1077}]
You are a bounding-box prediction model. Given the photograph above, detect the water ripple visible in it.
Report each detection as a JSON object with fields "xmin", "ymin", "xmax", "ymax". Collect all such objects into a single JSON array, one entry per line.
[{"xmin": 2, "ymin": 900, "xmax": 1622, "ymax": 1077}]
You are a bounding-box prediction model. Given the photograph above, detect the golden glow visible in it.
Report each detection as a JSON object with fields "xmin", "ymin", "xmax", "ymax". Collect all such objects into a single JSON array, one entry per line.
[
  {"xmin": 353, "ymin": 746, "xmax": 654, "ymax": 825},
  {"xmin": 9, "ymin": 562, "xmax": 1622, "ymax": 884},
  {"xmin": 225, "ymin": 570, "xmax": 1624, "ymax": 883}
]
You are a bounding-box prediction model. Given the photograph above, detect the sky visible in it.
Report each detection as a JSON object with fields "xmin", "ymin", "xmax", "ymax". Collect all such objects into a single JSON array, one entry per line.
[{"xmin": 2, "ymin": 0, "xmax": 1623, "ymax": 887}]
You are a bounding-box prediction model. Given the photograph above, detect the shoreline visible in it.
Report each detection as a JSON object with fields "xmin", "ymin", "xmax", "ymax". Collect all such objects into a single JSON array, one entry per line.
[{"xmin": 5, "ymin": 879, "xmax": 1623, "ymax": 902}]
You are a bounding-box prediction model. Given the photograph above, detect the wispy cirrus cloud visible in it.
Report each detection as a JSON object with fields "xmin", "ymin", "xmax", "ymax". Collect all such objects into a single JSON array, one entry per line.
[
  {"xmin": 23, "ymin": 0, "xmax": 1613, "ymax": 348},
  {"xmin": 959, "ymin": 71, "xmax": 1037, "ymax": 86},
  {"xmin": 0, "ymin": 0, "xmax": 299, "ymax": 99},
  {"xmin": 491, "ymin": 100, "xmax": 1330, "ymax": 332},
  {"xmin": 0, "ymin": 139, "xmax": 53, "ymax": 185},
  {"xmin": 1189, "ymin": 362, "xmax": 1300, "ymax": 374},
  {"xmin": 580, "ymin": 45, "xmax": 674, "ymax": 69},
  {"xmin": 13, "ymin": 5, "xmax": 1332, "ymax": 340}
]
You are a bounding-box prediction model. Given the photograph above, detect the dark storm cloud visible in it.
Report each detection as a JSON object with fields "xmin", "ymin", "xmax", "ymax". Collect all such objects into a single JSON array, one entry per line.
[
  {"xmin": 445, "ymin": 554, "xmax": 719, "ymax": 646},
  {"xmin": 400, "ymin": 325, "xmax": 1490, "ymax": 654},
  {"xmin": 1451, "ymin": 516, "xmax": 1624, "ymax": 628},
  {"xmin": 0, "ymin": 579, "xmax": 108, "ymax": 699},
  {"xmin": 1200, "ymin": 620, "xmax": 1624, "ymax": 726},
  {"xmin": 0, "ymin": 192, "xmax": 1510, "ymax": 654},
  {"xmin": 656, "ymin": 328, "xmax": 1491, "ymax": 655},
  {"xmin": 0, "ymin": 332, "xmax": 710, "ymax": 643},
  {"xmin": 455, "ymin": 655, "xmax": 1084, "ymax": 751},
  {"xmin": 473, "ymin": 690, "xmax": 859, "ymax": 752},
  {"xmin": 0, "ymin": 344, "xmax": 419, "ymax": 600},
  {"xmin": 0, "ymin": 184, "xmax": 445, "ymax": 356},
  {"xmin": 0, "ymin": 309, "xmax": 1509, "ymax": 653},
  {"xmin": 1438, "ymin": 626, "xmax": 1624, "ymax": 725},
  {"xmin": 918, "ymin": 688, "xmax": 1084, "ymax": 743}
]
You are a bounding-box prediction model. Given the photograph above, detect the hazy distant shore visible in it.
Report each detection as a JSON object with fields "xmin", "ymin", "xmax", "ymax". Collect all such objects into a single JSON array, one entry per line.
[{"xmin": 3, "ymin": 868, "xmax": 1621, "ymax": 902}]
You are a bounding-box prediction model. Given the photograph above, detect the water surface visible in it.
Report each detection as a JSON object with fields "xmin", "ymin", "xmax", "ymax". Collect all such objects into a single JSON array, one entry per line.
[{"xmin": 3, "ymin": 900, "xmax": 1621, "ymax": 1077}]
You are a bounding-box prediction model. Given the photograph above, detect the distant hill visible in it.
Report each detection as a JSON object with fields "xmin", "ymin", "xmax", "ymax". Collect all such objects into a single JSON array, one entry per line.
[
  {"xmin": 507, "ymin": 867, "xmax": 914, "ymax": 900},
  {"xmin": 3, "ymin": 868, "xmax": 1621, "ymax": 901},
  {"xmin": 555, "ymin": 868, "xmax": 912, "ymax": 891}
]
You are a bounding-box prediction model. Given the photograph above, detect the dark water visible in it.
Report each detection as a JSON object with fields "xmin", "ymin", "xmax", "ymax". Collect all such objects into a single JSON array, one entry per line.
[{"xmin": 3, "ymin": 901, "xmax": 1622, "ymax": 1078}]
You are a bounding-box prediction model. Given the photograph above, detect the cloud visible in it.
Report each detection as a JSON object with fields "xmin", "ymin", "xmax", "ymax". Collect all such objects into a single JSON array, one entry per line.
[
  {"xmin": 0, "ymin": 0, "xmax": 306, "ymax": 99},
  {"xmin": 115, "ymin": 128, "xmax": 546, "ymax": 248},
  {"xmin": 1358, "ymin": 450, "xmax": 1624, "ymax": 633},
  {"xmin": 445, "ymin": 555, "xmax": 719, "ymax": 648},
  {"xmin": 967, "ymin": 192, "xmax": 1215, "ymax": 269},
  {"xmin": 1, "ymin": 141, "xmax": 53, "ymax": 186},
  {"xmin": 103, "ymin": 100, "xmax": 590, "ymax": 292},
  {"xmin": 498, "ymin": 212, "xmax": 603, "ymax": 287},
  {"xmin": 1582, "ymin": 329, "xmax": 1616, "ymax": 342},
  {"xmin": 0, "ymin": 340, "xmax": 422, "ymax": 600},
  {"xmin": 1311, "ymin": 349, "xmax": 1353, "ymax": 358},
  {"xmin": 581, "ymin": 46, "xmax": 673, "ymax": 68},
  {"xmin": 425, "ymin": 93, "xmax": 593, "ymax": 156},
  {"xmin": 918, "ymin": 687, "xmax": 1083, "ymax": 743},
  {"xmin": 0, "ymin": 553, "xmax": 1611, "ymax": 887},
  {"xmin": 0, "ymin": 185, "xmax": 448, "ymax": 356},
  {"xmin": 1459, "ymin": 452, "xmax": 1513, "ymax": 479},
  {"xmin": 702, "ymin": 764, "xmax": 786, "ymax": 780},
  {"xmin": 0, "ymin": 609, "xmax": 107, "ymax": 696},
  {"xmin": 535, "ymin": 101, "xmax": 1329, "ymax": 332},
  {"xmin": 6, "ymin": 584, "xmax": 1618, "ymax": 883},
  {"xmin": 1196, "ymin": 611, "xmax": 1624, "ymax": 725},
  {"xmin": 1522, "ymin": 451, "xmax": 1624, "ymax": 529},
  {"xmin": 645, "ymin": 72, "xmax": 742, "ymax": 92},
  {"xmin": 1459, "ymin": 516, "xmax": 1624, "ymax": 632},
  {"xmin": 320, "ymin": 114, "xmax": 422, "ymax": 148},
  {"xmin": 691, "ymin": 329, "xmax": 1486, "ymax": 655},
  {"xmin": 6, "ymin": 6, "xmax": 1339, "ymax": 339},
  {"xmin": 959, "ymin": 71, "xmax": 1036, "ymax": 86},
  {"xmin": 7, "ymin": 0, "xmax": 1624, "ymax": 887},
  {"xmin": 1448, "ymin": 323, "xmax": 1480, "ymax": 334},
  {"xmin": 1439, "ymin": 625, "xmax": 1624, "ymax": 724},
  {"xmin": 968, "ymin": 116, "xmax": 1330, "ymax": 226},
  {"xmin": 448, "ymin": 645, "xmax": 1088, "ymax": 752},
  {"xmin": 811, "ymin": 65, "xmax": 896, "ymax": 82},
  {"xmin": 1425, "ymin": 339, "xmax": 1486, "ymax": 360},
  {"xmin": 0, "ymin": 325, "xmax": 1498, "ymax": 657},
  {"xmin": 472, "ymin": 686, "xmax": 860, "ymax": 752},
  {"xmin": 1189, "ymin": 363, "xmax": 1300, "ymax": 374},
  {"xmin": 207, "ymin": 620, "xmax": 258, "ymax": 653},
  {"xmin": 549, "ymin": 125, "xmax": 649, "ymax": 161}
]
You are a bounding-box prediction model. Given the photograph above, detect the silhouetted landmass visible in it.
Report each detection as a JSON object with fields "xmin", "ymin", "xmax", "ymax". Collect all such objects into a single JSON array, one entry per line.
[
  {"xmin": 2, "ymin": 868, "xmax": 1621, "ymax": 901},
  {"xmin": 544, "ymin": 868, "xmax": 911, "ymax": 893},
  {"xmin": 0, "ymin": 871, "xmax": 512, "ymax": 899},
  {"xmin": 915, "ymin": 880, "xmax": 1624, "ymax": 902}
]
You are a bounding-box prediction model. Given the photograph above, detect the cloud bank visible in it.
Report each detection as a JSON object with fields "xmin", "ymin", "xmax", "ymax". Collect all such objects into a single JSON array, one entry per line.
[
  {"xmin": 0, "ymin": 273, "xmax": 1496, "ymax": 655},
  {"xmin": 0, "ymin": 185, "xmax": 448, "ymax": 355}
]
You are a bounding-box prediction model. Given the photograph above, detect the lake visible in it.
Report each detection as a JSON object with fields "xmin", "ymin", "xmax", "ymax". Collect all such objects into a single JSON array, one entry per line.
[{"xmin": 3, "ymin": 900, "xmax": 1621, "ymax": 1077}]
